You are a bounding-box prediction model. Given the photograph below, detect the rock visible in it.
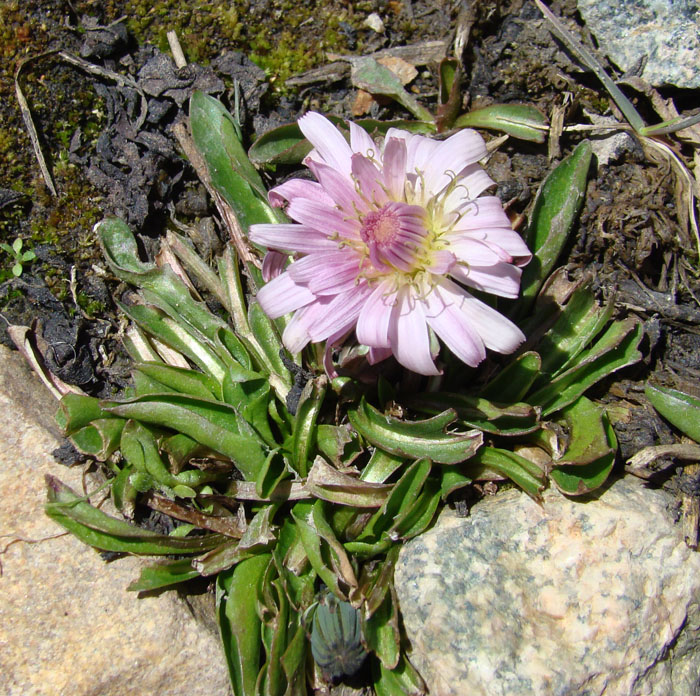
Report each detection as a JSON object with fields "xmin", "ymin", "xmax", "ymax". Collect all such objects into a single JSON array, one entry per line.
[
  {"xmin": 577, "ymin": 0, "xmax": 700, "ymax": 88},
  {"xmin": 0, "ymin": 346, "xmax": 231, "ymax": 696},
  {"xmin": 395, "ymin": 477, "xmax": 700, "ymax": 696}
]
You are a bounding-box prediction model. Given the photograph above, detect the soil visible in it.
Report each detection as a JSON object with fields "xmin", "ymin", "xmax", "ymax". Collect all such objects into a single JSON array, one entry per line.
[{"xmin": 2, "ymin": 0, "xmax": 699, "ymax": 624}]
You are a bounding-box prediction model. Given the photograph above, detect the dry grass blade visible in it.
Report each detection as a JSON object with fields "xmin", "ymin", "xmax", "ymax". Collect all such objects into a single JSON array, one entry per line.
[
  {"xmin": 642, "ymin": 137, "xmax": 700, "ymax": 259},
  {"xmin": 15, "ymin": 52, "xmax": 59, "ymax": 197}
]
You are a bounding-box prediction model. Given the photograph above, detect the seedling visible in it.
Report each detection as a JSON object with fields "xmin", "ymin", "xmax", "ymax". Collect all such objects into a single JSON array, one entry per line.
[{"xmin": 1, "ymin": 238, "xmax": 36, "ymax": 277}]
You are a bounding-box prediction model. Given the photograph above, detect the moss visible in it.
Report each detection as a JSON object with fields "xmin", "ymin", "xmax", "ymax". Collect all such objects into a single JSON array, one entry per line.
[
  {"xmin": 100, "ymin": 0, "xmax": 358, "ymax": 93},
  {"xmin": 76, "ymin": 291, "xmax": 106, "ymax": 316}
]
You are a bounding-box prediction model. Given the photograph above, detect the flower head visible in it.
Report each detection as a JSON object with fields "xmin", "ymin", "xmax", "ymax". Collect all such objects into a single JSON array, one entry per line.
[{"xmin": 250, "ymin": 114, "xmax": 531, "ymax": 376}]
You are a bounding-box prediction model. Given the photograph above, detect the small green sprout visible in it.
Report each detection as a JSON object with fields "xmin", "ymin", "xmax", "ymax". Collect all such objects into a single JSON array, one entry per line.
[{"xmin": 1, "ymin": 238, "xmax": 36, "ymax": 277}]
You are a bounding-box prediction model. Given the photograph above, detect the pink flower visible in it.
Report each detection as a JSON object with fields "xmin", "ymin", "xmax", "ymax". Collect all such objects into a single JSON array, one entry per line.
[{"xmin": 250, "ymin": 113, "xmax": 531, "ymax": 376}]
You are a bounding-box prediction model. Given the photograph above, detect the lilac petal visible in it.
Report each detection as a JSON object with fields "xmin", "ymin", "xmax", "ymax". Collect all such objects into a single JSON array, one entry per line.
[
  {"xmin": 322, "ymin": 326, "xmax": 354, "ymax": 379},
  {"xmin": 286, "ymin": 198, "xmax": 361, "ymax": 239},
  {"xmin": 449, "ymin": 237, "xmax": 511, "ymax": 265},
  {"xmin": 424, "ymin": 249, "xmax": 457, "ymax": 275},
  {"xmin": 444, "ymin": 165, "xmax": 495, "ymax": 210},
  {"xmin": 287, "ymin": 251, "xmax": 361, "ymax": 295},
  {"xmin": 424, "ymin": 281, "xmax": 486, "ymax": 367},
  {"xmin": 481, "ymin": 230, "xmax": 532, "ymax": 266},
  {"xmin": 256, "ymin": 272, "xmax": 315, "ymax": 319},
  {"xmin": 350, "ymin": 121, "xmax": 376, "ymax": 156},
  {"xmin": 424, "ymin": 129, "xmax": 487, "ymax": 195},
  {"xmin": 450, "ymin": 262, "xmax": 523, "ymax": 299},
  {"xmin": 356, "ymin": 281, "xmax": 396, "ymax": 349},
  {"xmin": 307, "ymin": 284, "xmax": 373, "ymax": 343},
  {"xmin": 452, "ymin": 196, "xmax": 512, "ymax": 229},
  {"xmin": 282, "ymin": 300, "xmax": 328, "ymax": 353},
  {"xmin": 268, "ymin": 179, "xmax": 334, "ymax": 208},
  {"xmin": 352, "ymin": 154, "xmax": 388, "ymax": 206},
  {"xmin": 306, "ymin": 160, "xmax": 368, "ymax": 215},
  {"xmin": 437, "ymin": 278, "xmax": 524, "ymax": 353},
  {"xmin": 407, "ymin": 135, "xmax": 441, "ymax": 176},
  {"xmin": 299, "ymin": 112, "xmax": 352, "ymax": 176},
  {"xmin": 382, "ymin": 137, "xmax": 407, "ymax": 199},
  {"xmin": 367, "ymin": 346, "xmax": 392, "ymax": 365},
  {"xmin": 250, "ymin": 223, "xmax": 338, "ymax": 254},
  {"xmin": 388, "ymin": 287, "xmax": 440, "ymax": 375},
  {"xmin": 262, "ymin": 251, "xmax": 288, "ymax": 282}
]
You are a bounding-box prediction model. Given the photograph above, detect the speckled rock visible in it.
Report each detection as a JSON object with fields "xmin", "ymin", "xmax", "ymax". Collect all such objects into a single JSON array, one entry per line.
[
  {"xmin": 577, "ymin": 0, "xmax": 700, "ymax": 88},
  {"xmin": 0, "ymin": 346, "xmax": 231, "ymax": 696},
  {"xmin": 395, "ymin": 477, "xmax": 700, "ymax": 696}
]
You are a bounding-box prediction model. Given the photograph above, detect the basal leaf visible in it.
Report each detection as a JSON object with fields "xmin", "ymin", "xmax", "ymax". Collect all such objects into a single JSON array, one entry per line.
[
  {"xmin": 348, "ymin": 398, "xmax": 483, "ymax": 464},
  {"xmin": 455, "ymin": 103, "xmax": 548, "ymax": 142},
  {"xmin": 645, "ymin": 383, "xmax": 700, "ymax": 442},
  {"xmin": 517, "ymin": 140, "xmax": 593, "ymax": 311}
]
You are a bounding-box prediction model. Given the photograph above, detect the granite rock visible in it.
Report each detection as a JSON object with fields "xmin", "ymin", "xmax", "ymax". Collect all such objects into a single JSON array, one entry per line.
[
  {"xmin": 0, "ymin": 346, "xmax": 231, "ymax": 696},
  {"xmin": 395, "ymin": 477, "xmax": 700, "ymax": 696},
  {"xmin": 577, "ymin": 0, "xmax": 700, "ymax": 88}
]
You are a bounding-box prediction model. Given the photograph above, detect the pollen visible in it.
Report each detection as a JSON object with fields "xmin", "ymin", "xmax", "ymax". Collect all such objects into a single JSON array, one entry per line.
[{"xmin": 360, "ymin": 207, "xmax": 400, "ymax": 246}]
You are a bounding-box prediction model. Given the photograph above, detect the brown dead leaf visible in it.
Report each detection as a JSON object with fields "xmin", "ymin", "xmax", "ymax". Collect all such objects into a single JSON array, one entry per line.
[
  {"xmin": 352, "ymin": 88, "xmax": 374, "ymax": 117},
  {"xmin": 377, "ymin": 55, "xmax": 418, "ymax": 85}
]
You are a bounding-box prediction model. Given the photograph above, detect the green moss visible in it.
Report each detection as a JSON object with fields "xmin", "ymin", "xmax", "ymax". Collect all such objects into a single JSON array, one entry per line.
[
  {"xmin": 76, "ymin": 291, "xmax": 106, "ymax": 317},
  {"xmin": 104, "ymin": 0, "xmax": 357, "ymax": 93}
]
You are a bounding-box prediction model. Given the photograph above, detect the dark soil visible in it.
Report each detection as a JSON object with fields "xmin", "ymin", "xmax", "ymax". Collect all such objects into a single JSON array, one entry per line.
[{"xmin": 2, "ymin": 0, "xmax": 699, "ymax": 535}]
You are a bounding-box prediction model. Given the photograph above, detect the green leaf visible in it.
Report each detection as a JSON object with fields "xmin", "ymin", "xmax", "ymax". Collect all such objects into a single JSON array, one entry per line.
[
  {"xmin": 45, "ymin": 476, "xmax": 224, "ymax": 554},
  {"xmin": 535, "ymin": 287, "xmax": 614, "ymax": 378},
  {"xmin": 120, "ymin": 420, "xmax": 213, "ymax": 494},
  {"xmin": 280, "ymin": 620, "xmax": 307, "ymax": 695},
  {"xmin": 351, "ymin": 459, "xmax": 433, "ymax": 550},
  {"xmin": 372, "ymin": 653, "xmax": 426, "ymax": 696},
  {"xmin": 480, "ymin": 351, "xmax": 542, "ymax": 403},
  {"xmin": 407, "ymin": 392, "xmax": 540, "ymax": 436},
  {"xmin": 56, "ymin": 393, "xmax": 116, "ymax": 434},
  {"xmin": 439, "ymin": 467, "xmax": 473, "ymax": 500},
  {"xmin": 549, "ymin": 397, "xmax": 617, "ymax": 494},
  {"xmin": 290, "ymin": 376, "xmax": 327, "ymax": 477},
  {"xmin": 529, "ymin": 319, "xmax": 643, "ymax": 416},
  {"xmin": 316, "ymin": 424, "xmax": 362, "ymax": 467},
  {"xmin": 436, "ymin": 58, "xmax": 462, "ymax": 132},
  {"xmin": 103, "ymin": 394, "xmax": 269, "ymax": 481},
  {"xmin": 350, "ymin": 57, "xmax": 434, "ymax": 122},
  {"xmin": 292, "ymin": 501, "xmax": 358, "ymax": 600},
  {"xmin": 360, "ymin": 448, "xmax": 406, "ymax": 484},
  {"xmin": 189, "ymin": 92, "xmax": 279, "ymax": 232},
  {"xmin": 247, "ymin": 301, "xmax": 291, "ymax": 390},
  {"xmin": 217, "ymin": 554, "xmax": 271, "ymax": 696},
  {"xmin": 645, "ymin": 383, "xmax": 700, "ymax": 442},
  {"xmin": 466, "ymin": 447, "xmax": 545, "ymax": 500},
  {"xmin": 555, "ymin": 396, "xmax": 615, "ymax": 466},
  {"xmin": 517, "ymin": 140, "xmax": 593, "ymax": 311},
  {"xmin": 362, "ymin": 589, "xmax": 400, "ymax": 669},
  {"xmin": 248, "ymin": 122, "xmax": 314, "ymax": 166},
  {"xmin": 68, "ymin": 418, "xmax": 125, "ymax": 460},
  {"xmin": 348, "ymin": 398, "xmax": 483, "ymax": 464},
  {"xmin": 133, "ymin": 362, "xmax": 220, "ymax": 400},
  {"xmin": 455, "ymin": 104, "xmax": 548, "ymax": 142},
  {"xmin": 258, "ymin": 577, "xmax": 291, "ymax": 696},
  {"xmin": 127, "ymin": 559, "xmax": 201, "ymax": 591},
  {"xmin": 354, "ymin": 118, "xmax": 435, "ymax": 136},
  {"xmin": 97, "ymin": 217, "xmax": 154, "ymax": 276}
]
